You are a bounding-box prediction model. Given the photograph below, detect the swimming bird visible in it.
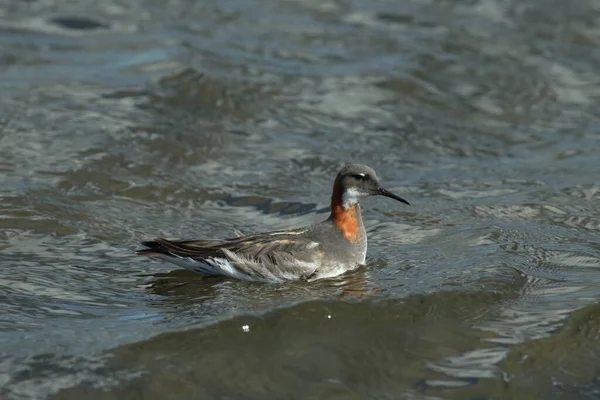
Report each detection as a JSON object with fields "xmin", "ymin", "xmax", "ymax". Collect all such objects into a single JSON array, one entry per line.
[{"xmin": 136, "ymin": 164, "xmax": 410, "ymax": 282}]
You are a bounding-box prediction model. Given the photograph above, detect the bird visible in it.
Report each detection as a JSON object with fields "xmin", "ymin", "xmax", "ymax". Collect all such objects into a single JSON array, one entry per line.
[{"xmin": 136, "ymin": 164, "xmax": 410, "ymax": 282}]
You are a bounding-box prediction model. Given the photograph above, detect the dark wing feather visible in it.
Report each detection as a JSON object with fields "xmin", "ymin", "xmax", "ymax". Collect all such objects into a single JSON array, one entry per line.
[{"xmin": 137, "ymin": 230, "xmax": 318, "ymax": 263}]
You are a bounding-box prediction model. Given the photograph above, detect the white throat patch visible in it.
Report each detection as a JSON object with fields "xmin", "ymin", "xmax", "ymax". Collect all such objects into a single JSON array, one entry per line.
[{"xmin": 342, "ymin": 188, "xmax": 363, "ymax": 209}]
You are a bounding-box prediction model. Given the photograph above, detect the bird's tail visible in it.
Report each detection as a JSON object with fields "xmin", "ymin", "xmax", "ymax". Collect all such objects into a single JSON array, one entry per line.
[{"xmin": 135, "ymin": 240, "xmax": 171, "ymax": 257}]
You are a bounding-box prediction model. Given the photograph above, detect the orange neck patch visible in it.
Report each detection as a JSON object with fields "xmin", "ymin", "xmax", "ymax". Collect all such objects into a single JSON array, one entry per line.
[{"xmin": 330, "ymin": 179, "xmax": 360, "ymax": 242}]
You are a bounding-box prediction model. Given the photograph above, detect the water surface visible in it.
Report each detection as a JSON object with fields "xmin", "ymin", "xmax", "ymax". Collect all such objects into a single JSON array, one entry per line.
[{"xmin": 1, "ymin": 0, "xmax": 600, "ymax": 398}]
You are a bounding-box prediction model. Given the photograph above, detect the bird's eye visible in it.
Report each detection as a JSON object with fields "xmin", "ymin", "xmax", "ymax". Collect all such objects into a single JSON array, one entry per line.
[{"xmin": 352, "ymin": 173, "xmax": 368, "ymax": 180}]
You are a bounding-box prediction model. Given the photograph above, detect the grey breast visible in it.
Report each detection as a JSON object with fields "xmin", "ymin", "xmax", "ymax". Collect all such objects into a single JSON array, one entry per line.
[{"xmin": 309, "ymin": 219, "xmax": 367, "ymax": 267}]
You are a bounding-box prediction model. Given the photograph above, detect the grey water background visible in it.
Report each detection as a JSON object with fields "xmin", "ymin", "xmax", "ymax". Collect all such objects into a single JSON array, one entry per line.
[{"xmin": 1, "ymin": 0, "xmax": 600, "ymax": 398}]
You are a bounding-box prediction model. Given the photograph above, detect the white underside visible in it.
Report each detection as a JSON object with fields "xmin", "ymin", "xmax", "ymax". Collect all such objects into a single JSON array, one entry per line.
[
  {"xmin": 360, "ymin": 242, "xmax": 367, "ymax": 265},
  {"xmin": 158, "ymin": 255, "xmax": 262, "ymax": 281},
  {"xmin": 313, "ymin": 263, "xmax": 357, "ymax": 280},
  {"xmin": 153, "ymin": 253, "xmax": 359, "ymax": 283}
]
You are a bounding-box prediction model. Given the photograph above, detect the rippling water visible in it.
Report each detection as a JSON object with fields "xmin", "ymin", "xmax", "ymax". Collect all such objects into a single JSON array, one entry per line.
[{"xmin": 1, "ymin": 0, "xmax": 600, "ymax": 398}]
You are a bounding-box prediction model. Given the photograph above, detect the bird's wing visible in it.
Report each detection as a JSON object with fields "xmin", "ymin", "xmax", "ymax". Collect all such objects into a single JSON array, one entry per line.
[
  {"xmin": 137, "ymin": 229, "xmax": 320, "ymax": 263},
  {"xmin": 137, "ymin": 230, "xmax": 322, "ymax": 280}
]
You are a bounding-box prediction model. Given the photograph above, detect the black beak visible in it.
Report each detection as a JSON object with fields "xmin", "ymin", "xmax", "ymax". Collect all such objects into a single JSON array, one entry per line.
[{"xmin": 378, "ymin": 187, "xmax": 410, "ymax": 205}]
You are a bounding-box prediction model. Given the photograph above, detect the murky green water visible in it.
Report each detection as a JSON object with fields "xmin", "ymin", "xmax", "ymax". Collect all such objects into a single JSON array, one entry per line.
[{"xmin": 1, "ymin": 0, "xmax": 600, "ymax": 398}]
